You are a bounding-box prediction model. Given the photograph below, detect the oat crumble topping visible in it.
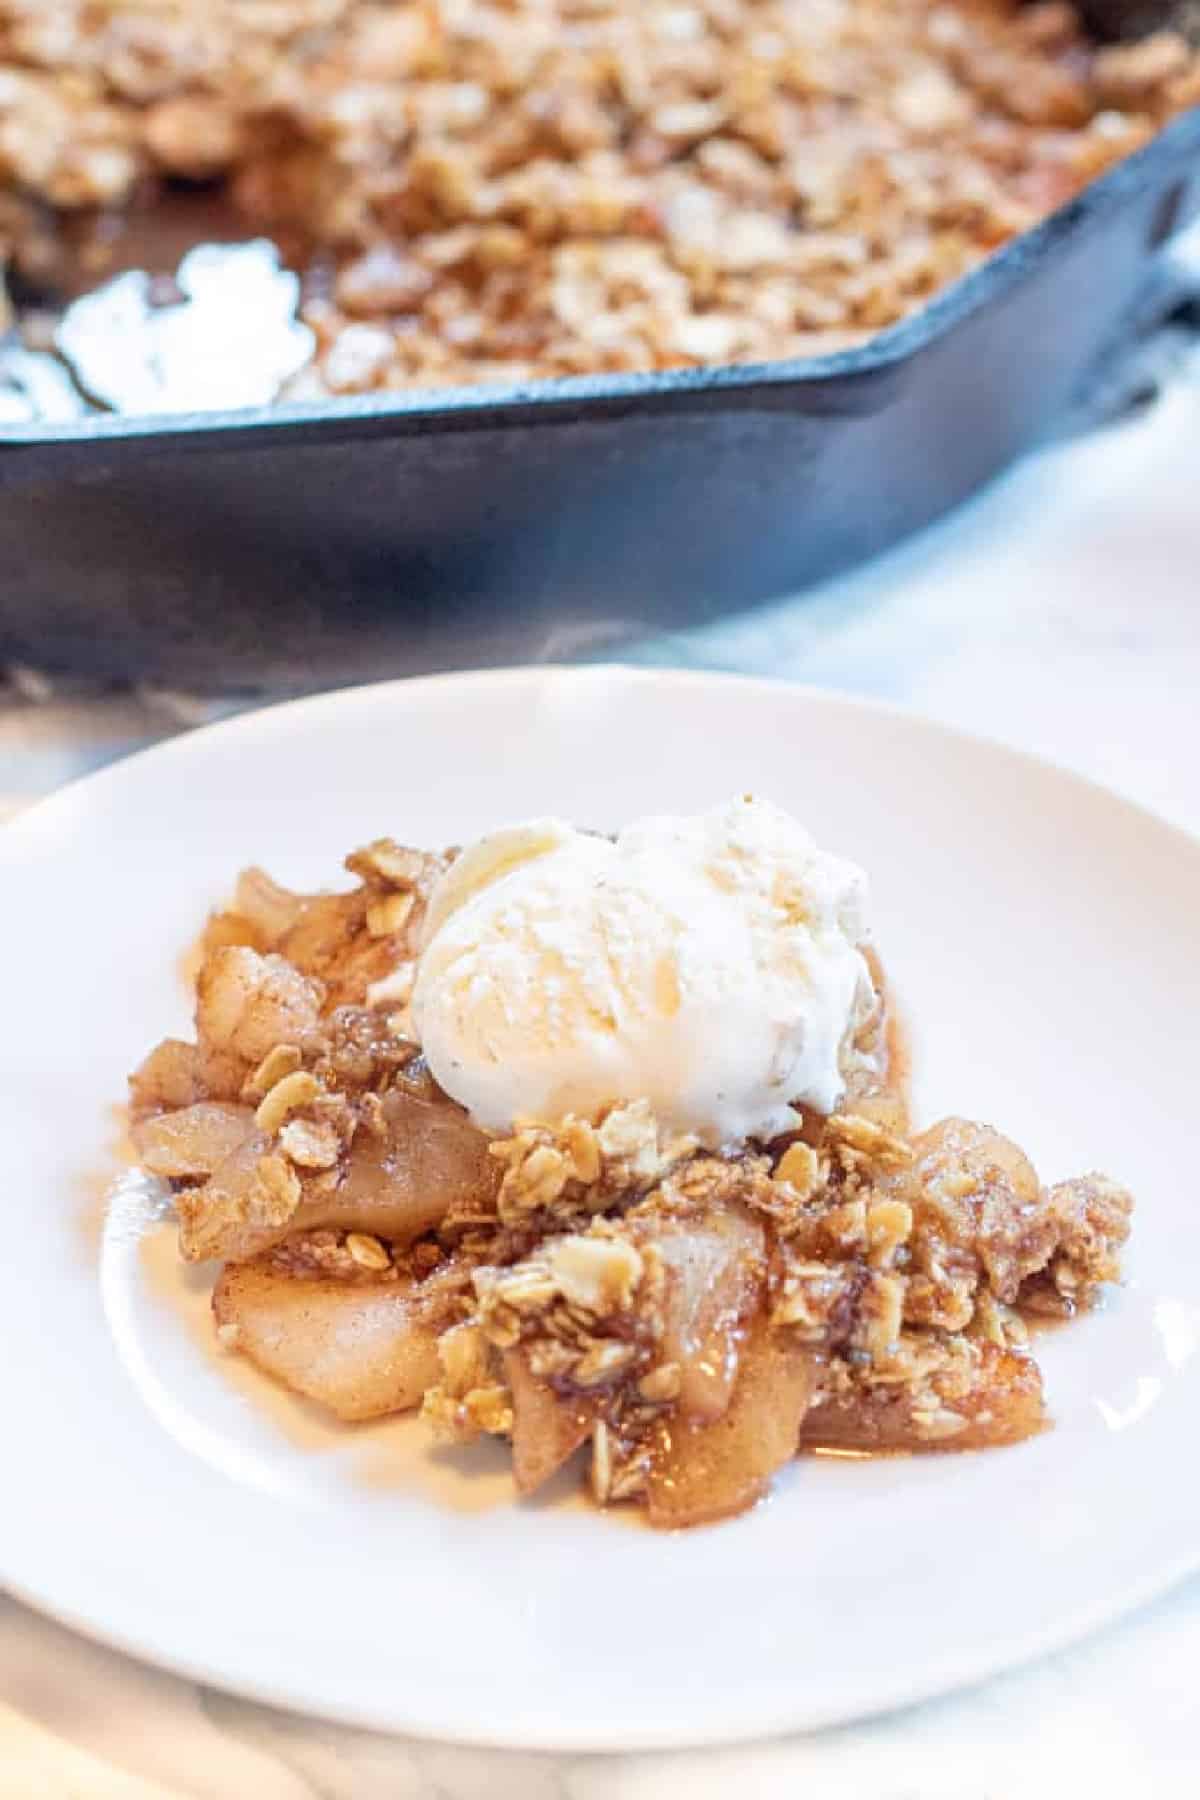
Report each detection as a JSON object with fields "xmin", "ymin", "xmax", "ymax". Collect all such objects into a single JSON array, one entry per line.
[
  {"xmin": 3, "ymin": 3, "xmax": 1198, "ymax": 397},
  {"xmin": 128, "ymin": 831, "xmax": 1135, "ymax": 1525}
]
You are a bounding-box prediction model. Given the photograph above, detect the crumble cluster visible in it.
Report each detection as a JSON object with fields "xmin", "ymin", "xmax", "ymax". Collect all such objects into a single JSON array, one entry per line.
[{"xmin": 3, "ymin": 2, "xmax": 1198, "ymax": 390}]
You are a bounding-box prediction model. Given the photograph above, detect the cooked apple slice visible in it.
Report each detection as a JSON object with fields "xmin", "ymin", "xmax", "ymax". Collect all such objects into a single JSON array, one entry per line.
[
  {"xmin": 909, "ymin": 1119, "xmax": 1052, "ymax": 1304},
  {"xmin": 232, "ymin": 866, "xmax": 306, "ymax": 947},
  {"xmin": 176, "ymin": 1128, "xmax": 274, "ymax": 1261},
  {"xmin": 505, "ymin": 1348, "xmax": 601, "ymax": 1494},
  {"xmin": 180, "ymin": 1087, "xmax": 497, "ymax": 1262},
  {"xmin": 912, "ymin": 1118, "xmax": 1040, "ymax": 1210},
  {"xmin": 129, "ymin": 1037, "xmax": 248, "ymax": 1113},
  {"xmin": 646, "ymin": 1320, "xmax": 814, "ymax": 1528},
  {"xmin": 327, "ymin": 1087, "xmax": 494, "ymax": 1244},
  {"xmin": 644, "ymin": 1203, "xmax": 765, "ymax": 1421},
  {"xmin": 800, "ymin": 1342, "xmax": 1045, "ymax": 1454},
  {"xmin": 134, "ymin": 1102, "xmax": 256, "ymax": 1178},
  {"xmin": 195, "ymin": 946, "xmax": 323, "ymax": 1066},
  {"xmin": 213, "ymin": 1262, "xmax": 447, "ymax": 1422}
]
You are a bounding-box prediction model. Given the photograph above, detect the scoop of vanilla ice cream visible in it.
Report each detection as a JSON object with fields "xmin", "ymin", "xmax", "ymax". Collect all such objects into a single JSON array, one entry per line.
[{"xmin": 411, "ymin": 796, "xmax": 871, "ymax": 1147}]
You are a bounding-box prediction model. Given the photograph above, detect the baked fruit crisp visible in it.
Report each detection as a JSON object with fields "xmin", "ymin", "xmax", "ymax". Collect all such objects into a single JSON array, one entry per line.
[
  {"xmin": 4, "ymin": 3, "xmax": 1200, "ymax": 395},
  {"xmin": 129, "ymin": 799, "xmax": 1132, "ymax": 1527}
]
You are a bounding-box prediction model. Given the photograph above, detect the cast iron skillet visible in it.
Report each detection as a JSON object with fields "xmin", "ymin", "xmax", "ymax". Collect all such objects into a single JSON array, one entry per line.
[{"xmin": 1, "ymin": 106, "xmax": 1198, "ymax": 692}]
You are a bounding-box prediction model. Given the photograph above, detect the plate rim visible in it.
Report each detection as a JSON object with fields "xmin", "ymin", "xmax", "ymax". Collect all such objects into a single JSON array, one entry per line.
[
  {"xmin": 3, "ymin": 662, "xmax": 1199, "ymax": 1751},
  {"xmin": 2, "ymin": 1545, "xmax": 1197, "ymax": 1753},
  {"xmin": 2, "ymin": 662, "xmax": 1198, "ymax": 866}
]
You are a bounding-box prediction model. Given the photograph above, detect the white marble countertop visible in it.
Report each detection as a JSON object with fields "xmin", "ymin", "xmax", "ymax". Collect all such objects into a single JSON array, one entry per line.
[{"xmin": 3, "ymin": 357, "xmax": 1200, "ymax": 1799}]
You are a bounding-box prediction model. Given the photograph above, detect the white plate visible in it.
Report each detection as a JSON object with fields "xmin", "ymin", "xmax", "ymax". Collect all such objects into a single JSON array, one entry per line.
[{"xmin": 1, "ymin": 667, "xmax": 1198, "ymax": 1752}]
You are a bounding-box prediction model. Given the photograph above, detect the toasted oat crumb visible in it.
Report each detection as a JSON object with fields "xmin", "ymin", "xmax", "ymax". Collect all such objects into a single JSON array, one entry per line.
[
  {"xmin": 278, "ymin": 1115, "xmax": 341, "ymax": 1170},
  {"xmin": 546, "ymin": 1233, "xmax": 644, "ymax": 1314},
  {"xmin": 490, "ymin": 1102, "xmax": 692, "ymax": 1226},
  {"xmin": 346, "ymin": 1232, "xmax": 391, "ymax": 1272},
  {"xmin": 437, "ymin": 1321, "xmax": 491, "ymax": 1399},
  {"xmin": 860, "ymin": 1272, "xmax": 905, "ymax": 1361},
  {"xmin": 473, "ymin": 1260, "xmax": 560, "ymax": 1322},
  {"xmin": 773, "ymin": 1262, "xmax": 856, "ymax": 1338},
  {"xmin": 866, "ymin": 1198, "xmax": 913, "ymax": 1267},
  {"xmin": 5, "ymin": 4, "xmax": 1197, "ymax": 399},
  {"xmin": 596, "ymin": 1101, "xmax": 695, "ymax": 1187},
  {"xmin": 971, "ymin": 1290, "xmax": 1029, "ymax": 1349},
  {"xmin": 423, "ymin": 1380, "xmax": 513, "ymax": 1444},
  {"xmin": 347, "ymin": 840, "xmax": 433, "ymax": 889},
  {"xmin": 242, "ymin": 1042, "xmax": 303, "ymax": 1101},
  {"xmin": 366, "ymin": 892, "xmax": 415, "ymax": 940},
  {"xmin": 637, "ymin": 1361, "xmax": 681, "ymax": 1404},
  {"xmin": 828, "ymin": 1113, "xmax": 913, "ymax": 1167},
  {"xmin": 255, "ymin": 1152, "xmax": 302, "ymax": 1217},
  {"xmin": 590, "ymin": 1420, "xmax": 613, "ymax": 1504},
  {"xmin": 775, "ymin": 1140, "xmax": 821, "ymax": 1200},
  {"xmin": 561, "ymin": 1116, "xmax": 602, "ymax": 1186},
  {"xmin": 510, "ymin": 1143, "xmax": 570, "ymax": 1213},
  {"xmin": 254, "ymin": 1069, "xmax": 322, "ymax": 1134},
  {"xmin": 574, "ymin": 1340, "xmax": 638, "ymax": 1387}
]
